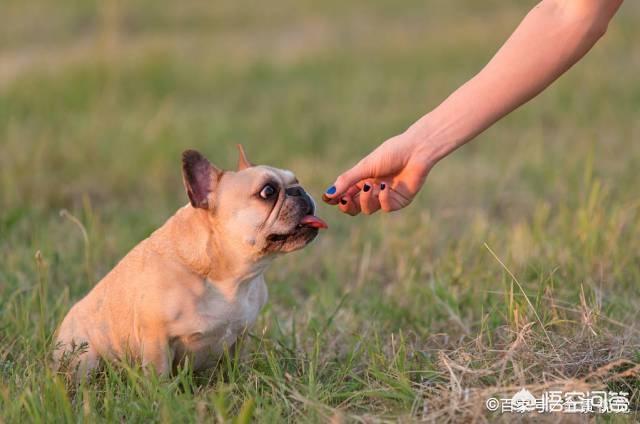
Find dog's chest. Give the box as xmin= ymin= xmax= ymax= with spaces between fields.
xmin=170 ymin=276 xmax=267 ymax=366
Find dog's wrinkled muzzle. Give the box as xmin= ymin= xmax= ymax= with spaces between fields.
xmin=285 ymin=186 xmax=328 ymax=229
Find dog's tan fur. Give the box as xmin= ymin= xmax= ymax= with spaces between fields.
xmin=54 ymin=147 xmax=321 ymax=376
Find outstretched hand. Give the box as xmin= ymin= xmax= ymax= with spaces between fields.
xmin=322 ymin=130 xmax=433 ymax=215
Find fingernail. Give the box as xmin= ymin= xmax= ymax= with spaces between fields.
xmin=325 ymin=185 xmax=336 ymax=195
xmin=363 ymin=184 xmax=371 ymax=192
xmin=340 ymin=198 xmax=347 ymax=205
xmin=380 ymin=183 xmax=386 ymax=190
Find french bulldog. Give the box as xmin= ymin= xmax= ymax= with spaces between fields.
xmin=53 ymin=146 xmax=327 ymax=377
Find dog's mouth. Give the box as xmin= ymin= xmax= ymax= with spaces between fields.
xmin=265 ymin=215 xmax=328 ymax=249
xmin=298 ymin=214 xmax=328 ymax=229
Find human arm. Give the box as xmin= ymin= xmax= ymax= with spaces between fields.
xmin=323 ymin=0 xmax=623 ymax=215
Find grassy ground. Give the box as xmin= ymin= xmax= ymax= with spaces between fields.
xmin=1 ymin=0 xmax=639 ymax=422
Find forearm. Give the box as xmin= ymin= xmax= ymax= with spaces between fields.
xmin=410 ymin=0 xmax=622 ymax=166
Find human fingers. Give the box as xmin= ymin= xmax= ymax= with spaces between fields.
xmin=359 ymin=180 xmax=381 ymax=215
xmin=323 ymin=157 xmax=374 ymax=203
xmin=378 ymin=182 xmax=411 ymax=212
xmin=339 ymin=191 xmax=362 ymax=216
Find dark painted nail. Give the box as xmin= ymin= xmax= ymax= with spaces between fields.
xmin=325 ymin=185 xmax=336 ymax=195
xmin=340 ymin=198 xmax=347 ymax=205
xmin=363 ymin=184 xmax=371 ymax=192
xmin=380 ymin=183 xmax=386 ymax=190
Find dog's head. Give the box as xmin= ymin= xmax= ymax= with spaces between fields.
xmin=181 ymin=146 xmax=327 ymax=258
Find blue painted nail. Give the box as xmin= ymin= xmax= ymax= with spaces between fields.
xmin=380 ymin=183 xmax=386 ymax=190
xmin=325 ymin=186 xmax=336 ymax=195
xmin=363 ymin=184 xmax=371 ymax=192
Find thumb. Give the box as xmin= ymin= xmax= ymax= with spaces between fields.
xmin=323 ymin=160 xmax=372 ymax=202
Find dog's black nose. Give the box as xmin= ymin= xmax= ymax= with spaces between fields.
xmin=285 ymin=186 xmax=304 ymax=197
xmin=302 ymin=193 xmax=315 ymax=215
xmin=286 ymin=186 xmax=315 ymax=215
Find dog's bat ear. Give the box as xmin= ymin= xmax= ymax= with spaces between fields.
xmin=182 ymin=150 xmax=220 ymax=209
xmin=236 ymin=144 xmax=253 ymax=171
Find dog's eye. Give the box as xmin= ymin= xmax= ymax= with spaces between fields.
xmin=259 ymin=184 xmax=277 ymax=199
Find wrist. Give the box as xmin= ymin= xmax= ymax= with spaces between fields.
xmin=404 ymin=113 xmax=454 ymax=169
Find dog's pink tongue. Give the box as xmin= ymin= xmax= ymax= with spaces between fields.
xmin=300 ymin=215 xmax=328 ymax=229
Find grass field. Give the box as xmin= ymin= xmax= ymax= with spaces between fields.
xmin=1 ymin=0 xmax=639 ymax=421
